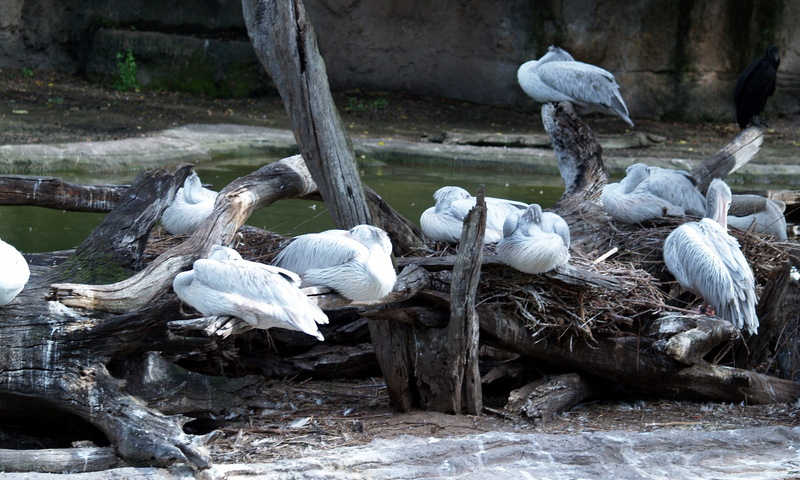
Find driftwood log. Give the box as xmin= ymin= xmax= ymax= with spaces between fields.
xmin=0 ymin=107 xmax=797 ymax=470
xmin=0 ymin=9 xmax=798 ymax=474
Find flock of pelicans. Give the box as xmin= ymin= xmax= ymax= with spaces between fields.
xmin=0 ymin=45 xmax=784 ymax=343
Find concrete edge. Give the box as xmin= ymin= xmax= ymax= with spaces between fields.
xmin=0 ymin=124 xmax=797 ymax=185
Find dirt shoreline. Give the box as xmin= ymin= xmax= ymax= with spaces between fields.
xmin=2 ymin=70 xmax=800 ymax=171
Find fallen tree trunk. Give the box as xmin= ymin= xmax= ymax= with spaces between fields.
xmin=0 ymin=175 xmax=126 ymax=212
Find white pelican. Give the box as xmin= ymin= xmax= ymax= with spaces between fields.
xmin=161 ymin=171 xmax=218 ymax=235
xmin=419 ymin=186 xmax=528 ymax=244
xmin=728 ymin=194 xmax=787 ymax=240
xmin=735 ymin=46 xmax=779 ymax=129
xmin=601 ymin=163 xmax=706 ymax=223
xmin=517 ymin=46 xmax=634 ymax=127
xmin=273 ymin=224 xmax=396 ymax=302
xmin=497 ymin=204 xmax=570 ymax=274
xmin=0 ymin=238 xmax=29 ymax=307
xmin=663 ymin=179 xmax=758 ymax=335
xmin=173 ymin=245 xmax=327 ymax=340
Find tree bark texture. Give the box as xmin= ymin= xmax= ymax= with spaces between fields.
xmin=242 ymin=0 xmax=371 ymax=230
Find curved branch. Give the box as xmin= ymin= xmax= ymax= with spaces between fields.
xmin=49 ymin=155 xmax=316 ymax=313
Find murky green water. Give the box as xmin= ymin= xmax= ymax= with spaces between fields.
xmin=0 ymin=156 xmax=567 ymax=253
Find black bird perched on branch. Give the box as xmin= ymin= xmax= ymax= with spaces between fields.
xmin=734 ymin=46 xmax=780 ymax=129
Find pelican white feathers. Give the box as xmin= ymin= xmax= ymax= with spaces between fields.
xmin=497 ymin=204 xmax=570 ymax=274
xmin=173 ymin=245 xmax=327 ymax=340
xmin=663 ymin=179 xmax=758 ymax=335
xmin=601 ymin=163 xmax=706 ymax=223
xmin=517 ymin=46 xmax=633 ymax=127
xmin=161 ymin=171 xmax=218 ymax=235
xmin=0 ymin=238 xmax=29 ymax=307
xmin=273 ymin=225 xmax=396 ymax=302
xmin=420 ymin=186 xmax=528 ymax=244
xmin=728 ymin=194 xmax=787 ymax=240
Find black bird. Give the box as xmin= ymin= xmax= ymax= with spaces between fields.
xmin=734 ymin=46 xmax=780 ymax=129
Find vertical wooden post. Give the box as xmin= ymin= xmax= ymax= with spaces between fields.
xmin=242 ymin=0 xmax=371 ymax=229
xmin=368 ymin=187 xmax=485 ymax=414
xmin=447 ymin=186 xmax=485 ymax=414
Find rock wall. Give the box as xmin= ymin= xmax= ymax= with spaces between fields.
xmin=1 ymin=0 xmax=798 ymax=122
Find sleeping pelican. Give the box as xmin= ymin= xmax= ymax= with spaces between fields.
xmin=420 ymin=186 xmax=528 ymax=244
xmin=273 ymin=225 xmax=396 ymax=302
xmin=497 ymin=204 xmax=570 ymax=274
xmin=173 ymin=245 xmax=327 ymax=340
xmin=663 ymin=179 xmax=758 ymax=335
xmin=728 ymin=194 xmax=787 ymax=240
xmin=0 ymin=238 xmax=29 ymax=307
xmin=517 ymin=46 xmax=634 ymax=127
xmin=601 ymin=163 xmax=706 ymax=223
xmin=161 ymin=171 xmax=218 ymax=235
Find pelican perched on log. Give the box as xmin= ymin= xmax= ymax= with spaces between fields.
xmin=161 ymin=171 xmax=218 ymax=235
xmin=0 ymin=238 xmax=29 ymax=307
xmin=663 ymin=179 xmax=758 ymax=335
xmin=420 ymin=186 xmax=528 ymax=244
xmin=273 ymin=225 xmax=396 ymax=302
xmin=601 ymin=163 xmax=706 ymax=223
xmin=735 ymin=46 xmax=780 ymax=129
xmin=173 ymin=245 xmax=327 ymax=340
xmin=517 ymin=46 xmax=634 ymax=127
xmin=728 ymin=194 xmax=787 ymax=240
xmin=497 ymin=204 xmax=570 ymax=274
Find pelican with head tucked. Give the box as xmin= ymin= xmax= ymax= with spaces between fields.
xmin=420 ymin=186 xmax=528 ymax=244
xmin=601 ymin=163 xmax=706 ymax=223
xmin=273 ymin=225 xmax=396 ymax=302
xmin=517 ymin=46 xmax=633 ymax=127
xmin=497 ymin=204 xmax=570 ymax=274
xmin=663 ymin=179 xmax=758 ymax=335
xmin=0 ymin=238 xmax=29 ymax=307
xmin=173 ymin=245 xmax=327 ymax=340
xmin=727 ymin=194 xmax=787 ymax=240
xmin=161 ymin=171 xmax=218 ymax=235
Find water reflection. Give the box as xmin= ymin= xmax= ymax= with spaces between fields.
xmin=0 ymin=155 xmax=567 ymax=253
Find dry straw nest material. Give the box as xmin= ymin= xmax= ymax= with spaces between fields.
xmin=477 ymin=252 xmax=668 ymax=343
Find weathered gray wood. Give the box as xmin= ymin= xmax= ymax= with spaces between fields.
xmin=661 ymin=317 xmax=741 ymax=365
xmin=242 ymin=0 xmax=371 ymax=230
xmin=542 ymin=102 xmax=607 ymax=209
xmin=479 ymin=305 xmax=800 ymax=404
xmin=690 ymin=125 xmax=764 ymax=193
xmin=505 ymin=373 xmax=596 ymax=421
xmin=55 ymin=165 xmax=192 ymax=283
xmin=2 ymin=219 xmax=210 ymax=469
xmin=50 ymin=155 xmax=317 ymax=312
xmin=735 ymin=262 xmax=793 ymax=369
xmin=0 ymin=447 xmax=118 ymax=473
xmin=0 ymin=175 xmax=126 ymax=212
xmin=447 ymin=188 xmax=485 ymax=415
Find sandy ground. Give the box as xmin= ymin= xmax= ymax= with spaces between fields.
xmin=2 ymin=69 xmax=800 ymax=476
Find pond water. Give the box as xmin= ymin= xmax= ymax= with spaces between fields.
xmin=0 ymin=156 xmax=567 ymax=253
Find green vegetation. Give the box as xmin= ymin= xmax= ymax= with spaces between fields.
xmin=345 ymin=95 xmax=389 ymax=113
xmin=113 ymin=49 xmax=139 ymax=92
xmin=20 ymin=67 xmax=34 ymax=79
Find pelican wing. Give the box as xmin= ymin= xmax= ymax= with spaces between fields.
xmin=273 ymin=230 xmax=367 ymax=274
xmin=664 ymin=220 xmax=757 ymax=333
xmin=537 ymin=61 xmax=621 ymax=108
xmin=190 ymin=259 xmax=328 ymax=333
xmin=601 ymin=183 xmax=681 ymax=223
xmin=541 ymin=212 xmax=571 ymax=248
xmin=641 ymin=168 xmax=706 ymax=216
